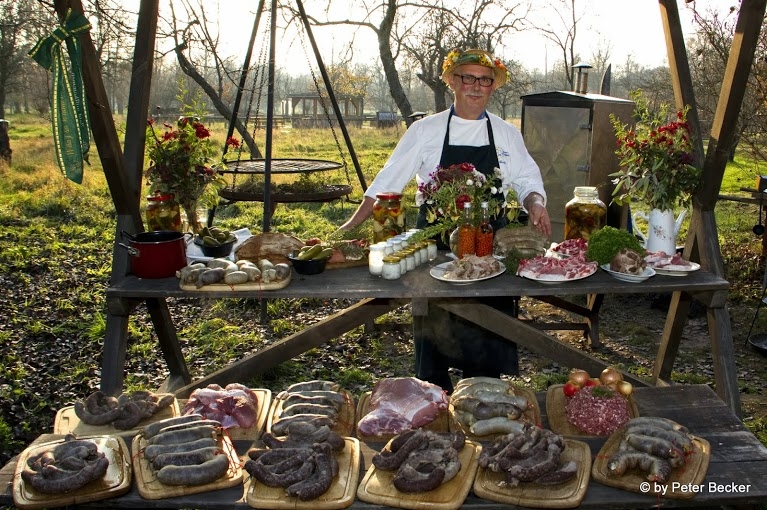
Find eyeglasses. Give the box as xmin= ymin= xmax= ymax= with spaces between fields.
xmin=454 ymin=74 xmax=494 ymax=87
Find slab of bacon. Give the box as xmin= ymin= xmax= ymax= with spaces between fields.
xmin=517 ymin=252 xmax=598 ymax=281
xmin=182 ymin=383 xmax=259 ymax=429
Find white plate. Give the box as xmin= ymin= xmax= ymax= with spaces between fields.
xmin=651 ymin=261 xmax=701 ymax=276
xmin=517 ymin=264 xmax=597 ymax=284
xmin=601 ymin=264 xmax=656 ymax=283
xmin=429 ymin=261 xmax=506 ymax=284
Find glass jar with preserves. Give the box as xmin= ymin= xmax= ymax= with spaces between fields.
xmin=564 ymin=186 xmax=606 ymax=241
xmin=372 ymin=192 xmax=405 ymax=242
xmin=146 ymin=193 xmax=182 ymax=232
xmin=381 ymin=255 xmax=402 ymax=280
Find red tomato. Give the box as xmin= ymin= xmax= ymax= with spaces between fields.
xmin=563 ymin=381 xmax=580 ymax=398
xmin=584 ymin=378 xmax=601 ymax=388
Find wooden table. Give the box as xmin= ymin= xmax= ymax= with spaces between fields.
xmin=2 ymin=385 xmax=766 ymax=509
xmin=104 ymin=257 xmax=738 ymax=414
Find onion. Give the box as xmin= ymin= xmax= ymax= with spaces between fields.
xmin=600 ymin=367 xmax=623 ymax=385
xmin=617 ymin=380 xmax=634 ymax=396
xmin=568 ymin=369 xmax=590 ymax=387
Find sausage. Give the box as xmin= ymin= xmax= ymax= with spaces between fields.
xmin=607 ymin=451 xmax=673 ymax=482
xmin=285 ymin=450 xmax=335 ymax=500
xmin=156 ymin=454 xmax=230 ymax=486
xmin=148 ymin=425 xmax=216 ymax=446
xmin=509 ymin=450 xmax=561 ymax=482
xmin=246 ymin=455 xmax=316 ymax=488
xmin=152 ymin=419 xmax=222 ymax=435
xmin=372 ymin=430 xmax=428 ymax=471
xmin=283 ymin=393 xmax=344 ymax=410
xmin=247 ymin=447 xmax=311 ymax=463
xmin=151 ymin=446 xmax=221 ymax=471
xmin=626 ymin=424 xmax=694 ymax=454
xmin=534 ymin=460 xmax=578 ymax=485
xmin=112 ymin=401 xmax=145 ymax=430
xmin=625 ymin=417 xmax=688 ymax=433
xmin=451 ymin=382 xmax=510 ymax=400
xmin=470 ymin=390 xmax=529 ymax=410
xmin=452 ymin=397 xmax=523 ymax=420
xmin=279 ymin=402 xmax=339 ymax=418
xmin=624 ymin=433 xmax=685 ymax=465
xmin=470 ymin=417 xmax=526 ymax=436
xmin=141 ymin=414 xmax=204 ymax=439
xmin=392 ymin=464 xmax=445 ymax=493
xmin=21 ymin=455 xmax=109 ymax=494
xmin=271 ymin=414 xmax=335 ymax=436
xmin=73 ymin=400 xmax=121 ymax=426
xmin=143 ymin=437 xmax=218 ymax=461
xmin=284 ymin=380 xmax=339 ymax=393
xmin=454 ymin=377 xmax=509 ymax=390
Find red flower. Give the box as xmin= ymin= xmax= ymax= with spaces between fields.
xmin=226 ymin=137 xmax=241 ymax=148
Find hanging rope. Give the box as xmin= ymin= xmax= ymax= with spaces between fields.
xmin=28 ymin=8 xmax=92 ymax=184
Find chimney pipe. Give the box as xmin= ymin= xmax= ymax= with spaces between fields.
xmin=572 ymin=62 xmax=593 ymax=94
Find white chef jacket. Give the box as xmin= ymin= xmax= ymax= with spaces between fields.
xmin=363 ymin=108 xmax=547 ymax=210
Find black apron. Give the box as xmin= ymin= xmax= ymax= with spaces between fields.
xmin=413 ymin=110 xmax=518 ymax=392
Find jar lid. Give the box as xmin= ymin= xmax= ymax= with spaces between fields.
xmin=376 ymin=192 xmax=402 ymax=200
xmin=383 ymin=256 xmax=400 ymax=263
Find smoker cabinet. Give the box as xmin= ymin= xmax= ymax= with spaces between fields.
xmin=521 ymin=91 xmax=635 ymax=242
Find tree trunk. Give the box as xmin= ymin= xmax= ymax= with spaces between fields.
xmin=379 ymin=0 xmax=413 ymax=126
xmin=0 ymin=120 xmax=11 ymax=164
xmin=174 ymin=44 xmax=262 ymax=159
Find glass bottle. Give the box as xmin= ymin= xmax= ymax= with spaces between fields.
xmin=372 ymin=192 xmax=405 ymax=242
xmin=381 ymin=255 xmax=402 ymax=280
xmin=146 ymin=193 xmax=182 ymax=232
xmin=475 ymin=201 xmax=494 ymax=257
xmin=564 ymin=186 xmax=607 ymax=241
xmin=456 ymin=201 xmax=476 ymax=259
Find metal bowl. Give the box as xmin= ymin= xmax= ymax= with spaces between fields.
xmin=748 ymin=333 xmax=767 ymax=356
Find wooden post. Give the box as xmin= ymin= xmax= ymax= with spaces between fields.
xmin=0 ymin=120 xmax=10 ymax=164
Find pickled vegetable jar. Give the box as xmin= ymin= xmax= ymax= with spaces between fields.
xmin=564 ymin=186 xmax=606 ymax=240
xmin=372 ymin=192 xmax=405 ymax=242
xmin=146 ymin=193 xmax=182 ymax=232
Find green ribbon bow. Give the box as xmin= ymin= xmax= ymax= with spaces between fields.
xmin=28 ymin=9 xmax=92 ymax=184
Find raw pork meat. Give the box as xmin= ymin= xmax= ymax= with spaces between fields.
xmin=357 ymin=377 xmax=448 ymax=436
xmin=182 ymin=383 xmax=259 ymax=429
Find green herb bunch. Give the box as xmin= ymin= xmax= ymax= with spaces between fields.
xmin=586 ymin=225 xmax=645 ymax=265
xmin=609 ymin=90 xmax=702 ymax=212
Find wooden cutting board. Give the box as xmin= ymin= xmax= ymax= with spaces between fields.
xmin=356 ymin=438 xmax=481 ymax=510
xmin=13 ymin=435 xmax=132 ymax=510
xmin=266 ymin=389 xmax=355 ymax=438
xmin=327 ymin=258 xmax=367 ymax=270
xmin=53 ymin=394 xmax=180 ymax=436
xmin=177 ymin=388 xmax=271 ymax=441
xmin=591 ymin=425 xmax=710 ymax=499
xmin=245 ymin=436 xmax=360 ymax=509
xmin=472 ymin=439 xmax=591 ymax=509
xmin=546 ymin=384 xmax=640 ymax=437
xmin=131 ymin=433 xmax=242 ymax=500
xmin=355 ymin=391 xmax=450 ymax=444
xmin=448 ymin=386 xmax=542 ymax=442
xmin=179 ymin=272 xmax=291 ymax=291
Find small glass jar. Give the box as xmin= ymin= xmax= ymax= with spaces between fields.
xmin=418 ymin=242 xmax=429 ymax=264
xmin=565 ymin=186 xmax=607 ymax=241
xmin=372 ymin=192 xmax=405 ymax=242
xmin=368 ymin=243 xmax=387 ymax=276
xmin=146 ymin=193 xmax=182 ymax=232
xmin=398 ymin=252 xmax=408 ymax=274
xmin=382 ymin=255 xmax=402 ymax=280
xmin=402 ymin=248 xmax=416 ymax=272
xmin=426 ymin=239 xmax=438 ymax=261
xmin=384 ymin=239 xmax=395 ymax=255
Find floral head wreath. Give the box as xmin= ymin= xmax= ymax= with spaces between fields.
xmin=441 ymin=48 xmax=510 ymax=87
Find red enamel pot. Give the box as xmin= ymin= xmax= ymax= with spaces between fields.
xmin=119 ymin=230 xmax=190 ymax=278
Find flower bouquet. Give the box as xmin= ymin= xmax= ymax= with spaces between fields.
xmin=144 ymin=117 xmax=230 ymax=232
xmin=609 ymin=91 xmax=702 ymax=212
xmin=416 ymin=162 xmax=516 ymax=242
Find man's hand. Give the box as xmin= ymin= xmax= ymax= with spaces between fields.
xmin=524 ymin=193 xmax=551 ymax=237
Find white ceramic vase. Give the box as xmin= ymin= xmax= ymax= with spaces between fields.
xmin=632 ymin=208 xmax=686 ymax=255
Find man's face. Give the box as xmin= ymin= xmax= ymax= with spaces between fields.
xmin=449 ymin=64 xmax=497 ymax=118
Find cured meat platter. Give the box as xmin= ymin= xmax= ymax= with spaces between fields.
xmin=179 ymin=272 xmax=291 ymax=292
xmin=472 ymin=439 xmax=591 ymax=509
xmin=591 ymin=423 xmax=710 ymax=499
xmin=177 ymin=388 xmax=271 ymax=441
xmin=545 ymin=384 xmax=640 ymax=437
xmin=53 ymin=394 xmax=180 ymax=436
xmin=13 ymin=435 xmax=132 ymax=510
xmin=245 ymin=437 xmax=361 ymax=510
xmin=267 ymin=389 xmax=356 ymax=438
xmin=131 ymin=433 xmax=242 ymax=500
xmin=356 ymin=438 xmax=481 ymax=510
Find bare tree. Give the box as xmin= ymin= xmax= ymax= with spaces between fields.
xmin=528 ymin=0 xmax=582 ymax=91
xmin=0 ymin=0 xmax=41 ymax=118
